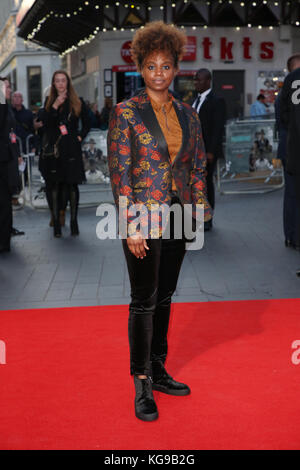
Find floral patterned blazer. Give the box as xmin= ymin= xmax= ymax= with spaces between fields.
xmin=107 ymin=89 xmax=212 ymax=238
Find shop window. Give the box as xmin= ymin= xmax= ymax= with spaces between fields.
xmin=27 ymin=66 xmax=42 ymax=111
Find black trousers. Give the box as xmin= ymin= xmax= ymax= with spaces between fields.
xmin=283 ymin=168 xmax=299 ymax=244
xmin=0 ymin=162 xmax=12 ymax=250
xmin=206 ymin=158 xmax=217 ymax=211
xmin=122 ymin=194 xmax=187 ymax=376
xmin=293 ymin=174 xmax=300 ymax=247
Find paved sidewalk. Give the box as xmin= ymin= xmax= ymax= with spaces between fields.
xmin=1 ymin=187 xmax=300 ymax=310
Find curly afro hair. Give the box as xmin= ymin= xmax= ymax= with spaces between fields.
xmin=131 ymin=21 xmax=187 ymax=71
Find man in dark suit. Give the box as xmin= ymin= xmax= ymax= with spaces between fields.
xmin=192 ymin=68 xmax=226 ymax=230
xmin=280 ymin=53 xmax=300 ymax=274
xmin=276 ymin=54 xmax=300 ymax=250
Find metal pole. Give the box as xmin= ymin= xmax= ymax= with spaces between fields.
xmin=25 ymin=134 xmax=35 ymax=206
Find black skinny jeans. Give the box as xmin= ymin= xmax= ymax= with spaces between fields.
xmin=0 ymin=162 xmax=12 ymax=250
xmin=122 ymin=193 xmax=187 ymax=376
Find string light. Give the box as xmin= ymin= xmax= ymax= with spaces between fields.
xmin=26 ymin=1 xmax=96 ymax=41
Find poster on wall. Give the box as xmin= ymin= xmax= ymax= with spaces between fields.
xmin=256 ymin=70 xmax=286 ymax=114
xmin=226 ymin=120 xmax=276 ymax=174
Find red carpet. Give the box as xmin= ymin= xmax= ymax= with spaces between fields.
xmin=0 ymin=299 xmax=300 ymax=450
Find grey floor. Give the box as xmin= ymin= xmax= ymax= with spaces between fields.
xmin=1 ymin=187 xmax=300 ymax=310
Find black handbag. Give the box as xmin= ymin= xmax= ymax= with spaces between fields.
xmin=42 ymin=133 xmax=62 ymax=159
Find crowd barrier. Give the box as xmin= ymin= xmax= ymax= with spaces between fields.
xmin=216 ymin=117 xmax=284 ymax=194
xmin=19 ymin=129 xmax=113 ymax=210
xmin=17 ymin=120 xmax=284 ymax=210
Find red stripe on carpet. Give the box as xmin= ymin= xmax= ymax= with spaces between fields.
xmin=0 ymin=299 xmax=300 ymax=450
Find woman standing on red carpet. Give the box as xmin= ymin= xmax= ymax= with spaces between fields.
xmin=108 ymin=21 xmax=212 ymax=422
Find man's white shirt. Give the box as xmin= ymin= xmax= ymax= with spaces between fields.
xmin=192 ymin=88 xmax=212 ymax=113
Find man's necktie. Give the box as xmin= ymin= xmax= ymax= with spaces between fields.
xmin=193 ymin=94 xmax=201 ymax=111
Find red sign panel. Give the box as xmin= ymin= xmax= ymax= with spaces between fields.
xmin=120 ymin=37 xmax=197 ymax=65
xmin=121 ymin=41 xmax=134 ymax=64
xmin=112 ymin=65 xmax=137 ymax=73
xmin=182 ymin=36 xmax=197 ymax=61
xmin=177 ymin=70 xmax=196 ymax=77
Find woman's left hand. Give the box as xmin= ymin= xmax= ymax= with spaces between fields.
xmin=77 ymin=136 xmax=82 ymax=142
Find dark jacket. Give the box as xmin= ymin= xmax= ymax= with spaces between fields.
xmin=280 ymin=67 xmax=300 ymax=175
xmin=39 ymin=98 xmax=90 ymax=183
xmin=274 ymin=91 xmax=287 ymax=162
xmin=12 ymin=105 xmax=35 ymax=153
xmin=0 ymin=103 xmax=20 ymax=193
xmin=193 ymin=91 xmax=226 ymax=160
xmin=107 ymin=89 xmax=212 ymax=238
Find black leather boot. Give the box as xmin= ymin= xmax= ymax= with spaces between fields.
xmin=133 ymin=375 xmax=158 ymax=422
xmin=52 ymin=185 xmax=62 ymax=238
xmin=151 ymin=360 xmax=191 ymax=396
xmin=70 ymin=219 xmax=79 ymax=236
xmin=53 ymin=220 xmax=62 ymax=238
xmin=69 ymin=185 xmax=79 ymax=236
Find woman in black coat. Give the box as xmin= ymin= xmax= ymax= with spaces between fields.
xmin=39 ymin=70 xmax=90 ymax=237
xmin=0 ymin=77 xmax=20 ymax=253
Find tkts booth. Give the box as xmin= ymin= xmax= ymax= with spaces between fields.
xmin=17 ymin=0 xmax=300 ymax=118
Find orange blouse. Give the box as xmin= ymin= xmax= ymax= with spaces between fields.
xmin=150 ymin=97 xmax=183 ymax=191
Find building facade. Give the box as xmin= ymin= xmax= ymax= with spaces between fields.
xmin=16 ymin=0 xmax=300 ymax=116
xmin=71 ymin=24 xmax=295 ymax=118
xmin=0 ymin=0 xmax=60 ymax=110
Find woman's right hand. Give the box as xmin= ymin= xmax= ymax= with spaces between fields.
xmin=127 ymin=232 xmax=149 ymax=259
xmin=53 ymin=92 xmax=67 ymax=109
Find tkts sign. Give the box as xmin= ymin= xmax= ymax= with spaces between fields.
xmin=120 ymin=36 xmax=274 ymax=64
xmin=202 ymin=37 xmax=274 ymax=61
